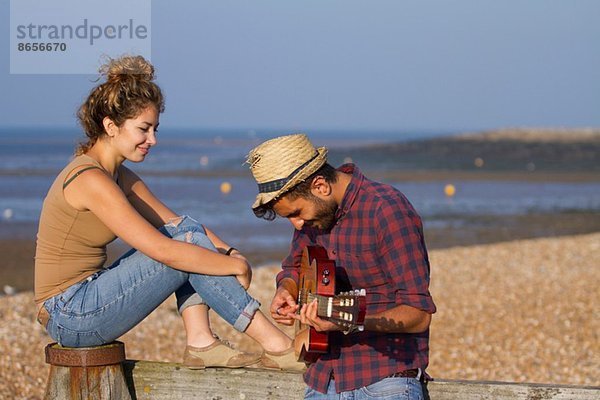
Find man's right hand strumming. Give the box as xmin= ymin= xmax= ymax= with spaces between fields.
xmin=270 ymin=278 xmax=299 ymax=326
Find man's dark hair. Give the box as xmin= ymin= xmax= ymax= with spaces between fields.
xmin=254 ymin=163 xmax=338 ymax=220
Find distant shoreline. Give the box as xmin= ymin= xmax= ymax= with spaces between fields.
xmin=454 ymin=127 xmax=600 ymax=143
xmin=328 ymin=128 xmax=600 ymax=175
xmin=365 ymin=169 xmax=600 ymax=183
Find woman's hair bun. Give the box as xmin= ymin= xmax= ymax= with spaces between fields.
xmin=100 ymin=55 xmax=155 ymax=84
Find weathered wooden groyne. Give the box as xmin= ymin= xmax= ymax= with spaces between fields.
xmin=42 ymin=343 xmax=599 ymax=399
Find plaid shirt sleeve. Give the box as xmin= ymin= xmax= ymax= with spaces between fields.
xmin=375 ymin=196 xmax=436 ymax=313
xmin=276 ymin=228 xmax=313 ymax=287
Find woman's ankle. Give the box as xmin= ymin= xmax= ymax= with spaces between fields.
xmin=261 ymin=336 xmax=293 ymax=353
xmin=186 ymin=332 xmax=218 ymax=348
xmin=244 ymin=311 xmax=293 ymax=352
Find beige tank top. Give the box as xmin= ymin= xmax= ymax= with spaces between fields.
xmin=34 ymin=154 xmax=121 ymax=304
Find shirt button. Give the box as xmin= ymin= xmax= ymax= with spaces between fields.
xmin=332 ymin=250 xmax=336 ymax=255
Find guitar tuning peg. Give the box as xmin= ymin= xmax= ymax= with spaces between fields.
xmin=360 ymin=289 xmax=366 ymax=296
xmin=358 ymin=325 xmax=364 ymax=331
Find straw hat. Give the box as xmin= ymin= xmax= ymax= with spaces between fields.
xmin=247 ymin=134 xmax=328 ymax=210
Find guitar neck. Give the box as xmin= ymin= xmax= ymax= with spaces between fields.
xmin=307 ymin=293 xmax=335 ymax=317
xmin=307 ymin=292 xmax=366 ymax=327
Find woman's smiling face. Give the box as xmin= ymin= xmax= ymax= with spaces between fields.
xmin=112 ymin=106 xmax=160 ymax=163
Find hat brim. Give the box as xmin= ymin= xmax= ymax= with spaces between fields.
xmin=251 ymin=147 xmax=328 ymax=210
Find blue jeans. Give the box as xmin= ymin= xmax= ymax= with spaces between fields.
xmin=304 ymin=377 xmax=424 ymax=400
xmin=43 ymin=216 xmax=260 ymax=347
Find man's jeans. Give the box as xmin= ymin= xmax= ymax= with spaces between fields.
xmin=304 ymin=376 xmax=424 ymax=400
xmin=42 ymin=216 xmax=260 ymax=347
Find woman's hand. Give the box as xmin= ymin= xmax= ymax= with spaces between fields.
xmin=231 ymin=252 xmax=252 ymax=289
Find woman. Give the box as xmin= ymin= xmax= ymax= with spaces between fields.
xmin=34 ymin=55 xmax=301 ymax=370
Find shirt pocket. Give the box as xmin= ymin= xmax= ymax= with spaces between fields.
xmin=339 ymin=249 xmax=387 ymax=289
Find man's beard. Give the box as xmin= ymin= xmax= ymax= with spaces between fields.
xmin=309 ymin=196 xmax=338 ymax=230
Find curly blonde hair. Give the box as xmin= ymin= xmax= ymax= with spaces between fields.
xmin=76 ymin=55 xmax=165 ymax=155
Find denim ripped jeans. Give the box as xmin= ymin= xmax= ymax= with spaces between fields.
xmin=42 ymin=215 xmax=260 ymax=347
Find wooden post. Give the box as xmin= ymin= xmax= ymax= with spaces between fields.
xmin=44 ymin=341 xmax=132 ymax=400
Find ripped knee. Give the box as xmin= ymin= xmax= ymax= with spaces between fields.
xmin=166 ymin=216 xmax=185 ymax=227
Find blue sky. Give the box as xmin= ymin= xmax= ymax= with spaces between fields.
xmin=1 ymin=0 xmax=599 ymax=134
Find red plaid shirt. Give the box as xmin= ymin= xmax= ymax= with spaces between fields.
xmin=277 ymin=164 xmax=436 ymax=393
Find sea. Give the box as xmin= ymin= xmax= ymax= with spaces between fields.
xmin=1 ymin=127 xmax=599 ymax=253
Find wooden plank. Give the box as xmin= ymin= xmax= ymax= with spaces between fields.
xmin=123 ymin=361 xmax=600 ymax=400
xmin=425 ymin=379 xmax=600 ymax=400
xmin=123 ymin=361 xmax=306 ymax=400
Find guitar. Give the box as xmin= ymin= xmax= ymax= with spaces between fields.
xmin=294 ymin=245 xmax=366 ymax=362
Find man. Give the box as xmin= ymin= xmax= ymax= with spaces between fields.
xmin=247 ymin=134 xmax=436 ymax=399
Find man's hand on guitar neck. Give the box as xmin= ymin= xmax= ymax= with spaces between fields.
xmin=270 ymin=278 xmax=300 ymax=326
xmin=294 ymin=299 xmax=342 ymax=332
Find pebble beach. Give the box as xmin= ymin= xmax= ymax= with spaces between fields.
xmin=1 ymin=232 xmax=598 ymax=399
